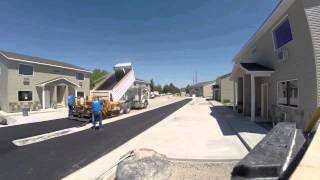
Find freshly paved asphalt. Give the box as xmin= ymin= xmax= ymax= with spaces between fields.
xmin=0 ymin=99 xmax=190 ymax=180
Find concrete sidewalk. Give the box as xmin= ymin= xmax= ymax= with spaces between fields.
xmin=210 ymin=101 xmax=268 ymax=150
xmin=65 ymin=98 xmax=248 ymax=180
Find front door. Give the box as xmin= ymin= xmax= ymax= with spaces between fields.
xmin=261 ymin=83 xmax=268 ymax=120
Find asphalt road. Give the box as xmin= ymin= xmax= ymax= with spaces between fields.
xmin=0 ymin=99 xmax=190 ymax=180
xmin=0 ymin=117 xmax=85 ymax=154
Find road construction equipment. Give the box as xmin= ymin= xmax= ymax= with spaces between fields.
xmin=70 ymin=63 xmax=135 ymax=121
xmin=70 ymin=63 xmax=148 ymax=122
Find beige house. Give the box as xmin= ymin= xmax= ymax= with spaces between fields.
xmin=0 ymin=50 xmax=91 ymax=113
xmin=192 ymin=81 xmax=215 ymax=98
xmin=231 ymin=0 xmax=320 ymax=128
xmin=213 ymin=73 xmax=234 ymax=105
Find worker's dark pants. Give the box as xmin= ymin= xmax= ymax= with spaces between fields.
xmin=68 ymin=105 xmax=73 ymax=117
xmin=92 ymin=111 xmax=102 ymax=128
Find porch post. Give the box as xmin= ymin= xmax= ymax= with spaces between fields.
xmin=233 ymin=80 xmax=236 ymax=110
xmin=75 ymin=88 xmax=78 ymax=97
xmin=42 ymin=86 xmax=45 ymax=110
xmin=250 ymin=75 xmax=255 ymax=121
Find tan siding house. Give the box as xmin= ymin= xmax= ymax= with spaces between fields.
xmin=231 ymin=0 xmax=320 ymax=128
xmin=0 ymin=51 xmax=91 ymax=113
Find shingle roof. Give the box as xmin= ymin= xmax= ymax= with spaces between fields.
xmin=240 ymin=63 xmax=274 ymax=71
xmin=0 ymin=50 xmax=91 ymax=73
xmin=192 ymin=81 xmax=215 ymax=87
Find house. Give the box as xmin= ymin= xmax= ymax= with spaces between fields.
xmin=191 ymin=81 xmax=215 ymax=98
xmin=230 ymin=0 xmax=320 ymax=128
xmin=213 ymin=73 xmax=235 ymax=105
xmin=0 ymin=50 xmax=91 ymax=113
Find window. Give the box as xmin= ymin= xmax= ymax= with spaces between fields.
xmin=277 ymin=80 xmax=298 ymax=107
xmin=18 ymin=91 xmax=32 ymax=101
xmin=273 ymin=18 xmax=293 ymax=49
xmin=76 ymin=73 xmax=84 ymax=80
xmin=19 ymin=64 xmax=33 ymax=76
xmin=251 ymin=47 xmax=257 ymax=56
xmin=77 ymin=91 xmax=84 ymax=97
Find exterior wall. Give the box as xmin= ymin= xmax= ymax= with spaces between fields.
xmin=220 ymin=75 xmax=234 ymax=104
xmin=236 ymin=0 xmax=318 ymax=127
xmin=303 ymin=0 xmax=320 ymax=108
xmin=0 ymin=56 xmax=8 ymax=111
xmin=202 ymin=84 xmax=213 ymax=98
xmin=5 ymin=60 xmax=90 ymax=112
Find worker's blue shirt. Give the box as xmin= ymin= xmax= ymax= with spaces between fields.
xmin=92 ymin=100 xmax=103 ymax=113
xmin=68 ymin=96 xmax=75 ymax=106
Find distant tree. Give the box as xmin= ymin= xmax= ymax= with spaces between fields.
xmin=154 ymin=84 xmax=163 ymax=93
xmin=150 ymin=79 xmax=155 ymax=92
xmin=163 ymin=83 xmax=180 ymax=94
xmin=90 ymin=69 xmax=108 ymax=89
xmin=185 ymin=85 xmax=192 ymax=94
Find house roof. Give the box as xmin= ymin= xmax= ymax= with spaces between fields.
xmin=192 ymin=81 xmax=215 ymax=87
xmin=240 ymin=63 xmax=274 ymax=71
xmin=0 ymin=50 xmax=91 ymax=73
xmin=36 ymin=77 xmax=80 ymax=87
xmin=216 ymin=73 xmax=232 ymax=80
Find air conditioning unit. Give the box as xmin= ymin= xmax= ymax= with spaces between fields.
xmin=276 ymin=48 xmax=289 ymax=61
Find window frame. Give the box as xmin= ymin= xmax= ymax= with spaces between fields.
xmin=75 ymin=72 xmax=84 ymax=81
xmin=77 ymin=91 xmax=85 ymax=98
xmin=18 ymin=64 xmax=34 ymax=76
xmin=277 ymin=79 xmax=299 ymax=108
xmin=271 ymin=16 xmax=294 ymax=50
xmin=18 ymin=91 xmax=33 ymax=102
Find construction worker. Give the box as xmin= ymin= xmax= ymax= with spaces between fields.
xmin=91 ymin=98 xmax=103 ymax=130
xmin=67 ymin=95 xmax=75 ymax=117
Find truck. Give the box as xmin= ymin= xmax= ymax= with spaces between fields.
xmin=70 ymin=63 xmax=148 ymax=121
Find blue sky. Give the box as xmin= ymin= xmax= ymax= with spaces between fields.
xmin=0 ymin=0 xmax=278 ymax=87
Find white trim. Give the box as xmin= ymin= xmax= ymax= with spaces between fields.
xmin=0 ymin=52 xmax=92 ymax=73
xmin=42 ymin=86 xmax=45 ymax=110
xmin=276 ymin=78 xmax=299 ymax=109
xmin=37 ymin=77 xmax=80 ymax=87
xmin=271 ymin=15 xmax=294 ymax=51
xmin=239 ymin=64 xmax=274 ymax=77
xmin=18 ymin=63 xmax=34 ymax=77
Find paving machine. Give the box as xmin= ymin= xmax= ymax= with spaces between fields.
xmin=70 ymin=63 xmax=136 ymax=121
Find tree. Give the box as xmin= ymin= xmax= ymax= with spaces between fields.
xmin=162 ymin=83 xmax=180 ymax=94
xmin=153 ymin=84 xmax=163 ymax=94
xmin=185 ymin=84 xmax=192 ymax=94
xmin=150 ymin=79 xmax=155 ymax=92
xmin=90 ymin=69 xmax=108 ymax=89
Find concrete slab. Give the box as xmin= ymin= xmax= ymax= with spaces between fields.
xmin=210 ymin=101 xmax=268 ymax=150
xmin=64 ymin=98 xmax=248 ymax=180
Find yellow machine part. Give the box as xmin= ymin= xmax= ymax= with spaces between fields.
xmin=74 ymin=96 xmax=121 ymax=118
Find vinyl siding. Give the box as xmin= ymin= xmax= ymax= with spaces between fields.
xmin=303 ymin=0 xmax=320 ymax=106
xmin=220 ymin=76 xmax=234 ymax=104
xmin=0 ymin=56 xmax=8 ymax=111
xmin=234 ymin=0 xmax=318 ymax=127
xmin=5 ymin=61 xmax=90 ymax=112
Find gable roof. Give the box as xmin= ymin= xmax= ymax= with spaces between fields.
xmin=0 ymin=50 xmax=91 ymax=73
xmin=192 ymin=81 xmax=215 ymax=87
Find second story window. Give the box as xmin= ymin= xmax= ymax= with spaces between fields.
xmin=19 ymin=64 xmax=33 ymax=76
xmin=273 ymin=18 xmax=293 ymax=49
xmin=76 ymin=72 xmax=84 ymax=81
